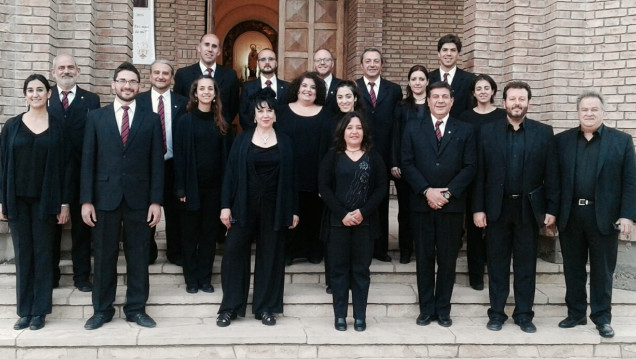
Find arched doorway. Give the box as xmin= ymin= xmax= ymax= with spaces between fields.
xmin=222 ymin=21 xmax=278 ymax=84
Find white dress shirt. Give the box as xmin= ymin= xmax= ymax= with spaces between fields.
xmin=363 ymin=76 xmax=381 ymax=98
xmin=114 ymin=98 xmax=136 ymax=134
xmin=199 ymin=61 xmax=217 ymax=76
xmin=151 ymin=89 xmax=173 ymax=160
xmin=57 ymin=85 xmax=77 ymax=105
xmin=260 ymin=75 xmax=278 ymax=98
xmin=431 ymin=113 xmax=450 ymax=138
xmin=439 ymin=66 xmax=457 ymax=85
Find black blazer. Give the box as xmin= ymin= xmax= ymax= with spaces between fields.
xmin=173 ymin=111 xmax=233 ymax=211
xmin=0 ymin=114 xmax=71 ymax=219
xmin=324 ymin=76 xmax=342 ymax=114
xmin=472 ymin=117 xmax=559 ymax=223
xmin=429 ymin=68 xmax=475 ymax=118
xmin=48 ymin=86 xmax=100 ymax=199
xmin=173 ymin=63 xmax=239 ymax=123
xmin=80 ymin=103 xmax=164 ymax=211
xmin=401 ymin=115 xmax=477 ymax=213
xmin=556 ymin=126 xmax=636 ymax=235
xmin=391 ymin=103 xmax=429 ymax=169
xmin=221 ymin=130 xmax=298 ymax=230
xmin=355 ymin=77 xmax=403 ymax=165
xmin=238 ymin=77 xmax=289 ymax=130
xmin=136 ymin=90 xmax=188 ymax=150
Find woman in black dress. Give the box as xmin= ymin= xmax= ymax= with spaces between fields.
xmin=173 ymin=76 xmax=232 ymax=294
xmin=217 ymin=89 xmax=298 ymax=327
xmin=392 ymin=65 xmax=429 ymax=264
xmin=459 ymin=74 xmax=506 ymax=291
xmin=277 ymin=72 xmax=334 ymax=266
xmin=319 ymin=112 xmax=387 ymax=332
xmin=0 ymin=74 xmax=70 ymax=330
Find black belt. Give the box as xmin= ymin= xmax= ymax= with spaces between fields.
xmin=576 ymin=199 xmax=594 ymax=206
xmin=505 ymin=194 xmax=521 ymax=200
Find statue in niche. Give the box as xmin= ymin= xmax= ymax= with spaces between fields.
xmin=248 ymin=44 xmax=258 ymax=78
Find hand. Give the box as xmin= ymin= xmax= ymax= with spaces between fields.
xmin=544 ymin=214 xmax=557 ymax=236
xmin=147 ymin=203 xmax=162 ymax=227
xmin=617 ymin=218 xmax=633 ymax=236
xmin=220 ymin=208 xmax=232 ymax=229
xmin=0 ymin=204 xmax=7 ymax=221
xmin=391 ymin=167 xmax=401 ymax=179
xmin=342 ymin=211 xmax=361 ymax=226
xmin=425 ymin=187 xmax=449 ymax=210
xmin=179 ymin=197 xmax=186 ymax=202
xmin=82 ymin=203 xmax=97 ymax=227
xmin=289 ymin=215 xmax=299 ymax=229
xmin=473 ymin=212 xmax=487 ymax=228
xmin=57 ymin=205 xmax=70 ymax=224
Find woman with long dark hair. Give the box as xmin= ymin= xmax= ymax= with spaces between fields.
xmin=392 ymin=65 xmax=429 ymax=264
xmin=173 ymin=76 xmax=232 ymax=294
xmin=1 ymin=74 xmax=70 ymax=330
xmin=319 ymin=112 xmax=387 ymax=332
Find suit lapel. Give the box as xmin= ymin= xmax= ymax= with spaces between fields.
xmin=564 ymin=130 xmax=577 ymax=187
xmin=422 ymin=116 xmax=439 ymax=153
xmin=357 ymin=79 xmax=373 ymax=107
xmin=126 ymin=106 xmax=144 ymax=148
xmin=277 ymin=82 xmax=287 ymax=103
xmin=596 ymin=126 xmax=610 ymax=178
xmin=438 ymin=118 xmax=456 ymax=154
xmin=523 ymin=119 xmax=538 ymax=164
xmin=49 ymin=88 xmax=65 ymax=114
xmin=494 ymin=118 xmax=507 ymax=161
xmin=105 ymin=104 xmax=122 ymax=145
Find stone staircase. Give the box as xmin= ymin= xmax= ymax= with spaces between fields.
xmin=0 ymin=200 xmax=634 ymax=358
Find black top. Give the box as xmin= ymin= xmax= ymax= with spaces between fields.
xmin=335 ymin=153 xmax=372 ymax=219
xmin=574 ymin=126 xmax=603 ymax=200
xmin=505 ymin=122 xmax=526 ymax=195
xmin=192 ymin=109 xmax=225 ymax=190
xmin=247 ymin=143 xmax=280 ymax=200
xmin=14 ymin=123 xmax=50 ymax=198
xmin=392 ymin=103 xmax=428 ymax=168
xmin=277 ymin=105 xmax=335 ymax=192
xmin=458 ymin=107 xmax=507 ymax=131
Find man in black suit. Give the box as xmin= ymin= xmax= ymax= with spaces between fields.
xmin=173 ymin=33 xmax=239 ymax=124
xmin=401 ymin=81 xmax=476 ymax=327
xmin=81 ymin=62 xmax=164 ymax=330
xmin=313 ymin=48 xmax=341 ymax=114
xmin=555 ymin=91 xmax=636 ymax=338
xmin=137 ymin=59 xmax=188 ymax=265
xmin=49 ymin=53 xmax=101 ymax=292
xmin=356 ymin=48 xmax=403 ymax=262
xmin=428 ymin=34 xmax=475 ymax=118
xmin=473 ymin=81 xmax=559 ymax=333
xmin=238 ymin=48 xmax=289 ymax=130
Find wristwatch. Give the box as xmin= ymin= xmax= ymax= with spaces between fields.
xmin=442 ymin=191 xmax=451 ymax=200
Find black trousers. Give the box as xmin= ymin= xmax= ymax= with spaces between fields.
xmin=287 ymin=191 xmax=323 ymax=261
xmin=92 ymin=200 xmax=150 ymax=318
xmin=411 ymin=210 xmax=463 ymax=317
xmin=149 ymin=158 xmax=180 ymax=264
xmin=560 ymin=205 xmax=618 ymax=325
xmin=9 ymin=197 xmax=56 ymax=317
xmin=178 ymin=187 xmax=221 ymax=287
xmin=328 ymin=225 xmax=374 ymax=320
xmin=374 ymin=181 xmax=390 ymax=258
xmin=53 ymin=198 xmax=92 ymax=286
xmin=465 ymin=195 xmax=486 ymax=286
xmin=485 ymin=198 xmax=537 ymax=322
xmin=219 ymin=194 xmax=285 ymax=316
xmin=394 ymin=178 xmax=413 ymax=258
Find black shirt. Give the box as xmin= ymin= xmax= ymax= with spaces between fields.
xmin=247 ymin=143 xmax=280 ymax=200
xmin=192 ymin=109 xmax=224 ymax=189
xmin=14 ymin=122 xmax=50 ymax=198
xmin=573 ymin=125 xmax=603 ymax=200
xmin=505 ymin=121 xmax=525 ymax=195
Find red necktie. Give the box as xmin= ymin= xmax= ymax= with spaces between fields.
xmin=61 ymin=91 xmax=70 ymax=110
xmin=206 ymin=68 xmax=213 ymax=77
xmin=369 ymin=82 xmax=377 ymax=108
xmin=158 ymin=95 xmax=167 ymax=154
xmin=121 ymin=105 xmax=130 ymax=146
xmin=443 ymin=73 xmax=449 ymax=84
xmin=435 ymin=120 xmax=443 ymax=145
xmin=265 ymin=80 xmax=272 ymax=88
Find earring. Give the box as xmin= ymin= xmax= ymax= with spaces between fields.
xmin=254 ymin=118 xmax=257 ymax=123
xmin=213 ymin=98 xmax=216 ymax=103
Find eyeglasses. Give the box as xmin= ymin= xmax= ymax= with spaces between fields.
xmin=314 ymin=58 xmax=333 ymax=64
xmin=115 ymin=79 xmax=139 ymax=86
xmin=258 ymin=57 xmax=276 ymax=62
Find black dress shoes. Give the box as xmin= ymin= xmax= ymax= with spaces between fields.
xmin=486 ymin=319 xmax=503 ymax=331
xmin=399 ymin=255 xmax=411 ymax=264
xmin=186 ymin=285 xmax=198 ymax=294
xmin=416 ymin=314 xmax=432 ymax=326
xmin=75 ymin=282 xmax=93 ymax=292
xmin=256 ymin=312 xmax=276 ymax=326
xmin=29 ymin=315 xmax=45 ymax=330
xmin=515 ymin=319 xmax=536 ymax=333
xmin=326 ymin=286 xmax=332 ymax=294
xmin=84 ymin=314 xmax=112 ymax=330
xmin=374 ymin=253 xmax=392 ymax=262
xmin=470 ymin=283 xmax=484 ymax=291
xmin=126 ymin=313 xmax=156 ymax=328
xmin=437 ymin=315 xmax=452 ymax=327
xmin=334 ymin=317 xmax=347 ymax=331
xmin=308 ymin=257 xmax=322 ymax=264
xmin=199 ymin=284 xmax=215 ymax=293
xmin=13 ymin=316 xmax=31 ymax=330
xmin=596 ymin=323 xmax=615 ymax=338
xmin=354 ymin=319 xmax=366 ymax=332
xmin=216 ymin=311 xmax=237 ymax=327
xmin=558 ymin=316 xmax=587 ymax=328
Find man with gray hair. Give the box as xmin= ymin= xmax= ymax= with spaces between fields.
xmin=555 ymin=91 xmax=636 ymax=338
xmin=137 ymin=59 xmax=188 ymax=265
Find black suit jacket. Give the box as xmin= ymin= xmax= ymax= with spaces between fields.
xmin=238 ymin=77 xmax=289 ymax=130
xmin=136 ymin=90 xmax=188 ymax=153
xmin=80 ymin=103 xmax=164 ymax=211
xmin=48 ymin=86 xmax=100 ymax=200
xmin=355 ymin=77 xmax=403 ymax=165
xmin=401 ymin=115 xmax=477 ymax=213
xmin=429 ymin=68 xmax=475 ymax=118
xmin=556 ymin=126 xmax=636 ymax=235
xmin=472 ymin=117 xmax=559 ymax=223
xmin=324 ymin=76 xmax=342 ymax=114
xmin=173 ymin=63 xmax=239 ymax=123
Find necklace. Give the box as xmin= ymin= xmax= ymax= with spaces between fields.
xmin=345 ymin=148 xmax=361 ymax=153
xmin=257 ymin=129 xmax=273 ymax=145
xmin=414 ymin=96 xmax=426 ymax=104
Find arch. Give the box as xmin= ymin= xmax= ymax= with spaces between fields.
xmin=222 ymin=21 xmax=278 ymax=70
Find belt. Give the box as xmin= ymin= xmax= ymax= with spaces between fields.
xmin=505 ymin=194 xmax=521 ymax=200
xmin=576 ymin=199 xmax=594 ymax=206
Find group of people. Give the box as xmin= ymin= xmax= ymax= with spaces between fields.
xmin=0 ymin=33 xmax=634 ymax=339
